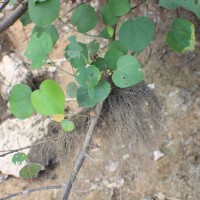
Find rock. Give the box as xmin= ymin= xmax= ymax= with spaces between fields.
xmin=0 ymin=115 xmax=50 ymax=177
xmin=153 ymin=150 xmax=165 ymax=161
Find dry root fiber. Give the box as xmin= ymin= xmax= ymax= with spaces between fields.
xmin=104 ymin=80 xmax=162 ymax=150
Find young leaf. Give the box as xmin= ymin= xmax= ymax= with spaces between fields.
xmin=87 ymin=40 xmax=99 ymax=56
xmin=100 ymin=3 xmax=119 ymax=26
xmin=66 ymin=82 xmax=78 ymax=98
xmin=65 ymin=42 xmax=88 ymax=69
xmin=119 ymin=16 xmax=155 ymax=53
xmin=24 ymin=32 xmax=53 ymax=68
xmin=12 ymin=153 xmax=28 ymax=165
xmin=9 ymin=84 xmax=34 ymax=119
xmin=101 ymin=26 xmax=114 ymax=39
xmin=70 ymin=4 xmax=98 ymax=33
xmin=108 ymin=0 xmax=130 ymax=16
xmin=159 ymin=0 xmax=180 ymax=9
xmin=109 ymin=40 xmax=128 ymax=54
xmin=104 ymin=49 xmax=124 ymax=71
xmin=19 ymin=163 xmax=44 ymax=179
xmin=75 ymin=65 xmax=101 ymax=88
xmin=31 ymin=80 xmax=65 ymax=115
xmin=76 ymin=87 xmax=97 ymax=108
xmin=61 ymin=119 xmax=75 ymax=132
xmin=112 ymin=55 xmax=144 ymax=88
xmin=52 ymin=114 xmax=65 ymax=122
xmin=32 ymin=25 xmax=59 ymax=45
xmin=88 ymin=80 xmax=111 ymax=102
xmin=28 ymin=0 xmax=60 ymax=27
xmin=20 ymin=11 xmax=32 ymax=26
xmin=166 ymin=18 xmax=195 ymax=53
xmin=91 ymin=57 xmax=107 ymax=71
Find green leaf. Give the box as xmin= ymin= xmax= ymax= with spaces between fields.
xmin=104 ymin=49 xmax=124 ymax=71
xmin=101 ymin=26 xmax=114 ymax=39
xmin=28 ymin=0 xmax=60 ymax=27
xmin=109 ymin=40 xmax=128 ymax=54
xmin=20 ymin=11 xmax=32 ymax=26
xmin=88 ymin=80 xmax=111 ymax=102
xmin=32 ymin=25 xmax=59 ymax=45
xmin=119 ymin=16 xmax=155 ymax=53
xmin=100 ymin=3 xmax=119 ymax=25
xmin=31 ymin=80 xmax=65 ymax=115
xmin=159 ymin=0 xmax=180 ymax=9
xmin=172 ymin=0 xmax=200 ymax=19
xmin=65 ymin=42 xmax=88 ymax=69
xmin=24 ymin=32 xmax=53 ymax=68
xmin=76 ymin=87 xmax=97 ymax=108
xmin=9 ymin=84 xmax=34 ymax=119
xmin=19 ymin=163 xmax=44 ymax=179
xmin=87 ymin=40 xmax=99 ymax=56
xmin=12 ymin=153 xmax=28 ymax=165
xmin=75 ymin=65 xmax=101 ymax=88
xmin=91 ymin=57 xmax=107 ymax=71
xmin=108 ymin=0 xmax=130 ymax=16
xmin=70 ymin=4 xmax=98 ymax=33
xmin=61 ymin=119 xmax=75 ymax=132
xmin=112 ymin=55 xmax=144 ymax=88
xmin=66 ymin=82 xmax=77 ymax=98
xmin=166 ymin=18 xmax=195 ymax=53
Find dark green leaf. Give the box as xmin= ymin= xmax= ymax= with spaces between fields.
xmin=108 ymin=0 xmax=130 ymax=16
xmin=9 ymin=84 xmax=34 ymax=119
xmin=20 ymin=11 xmax=32 ymax=26
xmin=24 ymin=32 xmax=53 ymax=68
xmin=166 ymin=18 xmax=195 ymax=53
xmin=87 ymin=40 xmax=99 ymax=56
xmin=76 ymin=87 xmax=97 ymax=108
xmin=109 ymin=40 xmax=128 ymax=54
xmin=88 ymin=80 xmax=111 ymax=102
xmin=119 ymin=16 xmax=155 ymax=53
xmin=28 ymin=0 xmax=60 ymax=27
xmin=101 ymin=26 xmax=114 ymax=39
xmin=75 ymin=65 xmax=101 ymax=88
xmin=91 ymin=57 xmax=107 ymax=71
xmin=31 ymin=80 xmax=65 ymax=115
xmin=12 ymin=153 xmax=28 ymax=165
xmin=70 ymin=4 xmax=98 ymax=33
xmin=61 ymin=119 xmax=75 ymax=132
xmin=100 ymin=3 xmax=119 ymax=25
xmin=104 ymin=49 xmax=124 ymax=70
xmin=66 ymin=82 xmax=77 ymax=98
xmin=112 ymin=55 xmax=144 ymax=88
xmin=159 ymin=0 xmax=180 ymax=9
xmin=19 ymin=163 xmax=44 ymax=179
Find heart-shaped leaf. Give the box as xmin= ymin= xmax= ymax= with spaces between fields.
xmin=24 ymin=32 xmax=53 ymax=68
xmin=88 ymin=80 xmax=111 ymax=102
xmin=76 ymin=87 xmax=97 ymax=108
xmin=70 ymin=4 xmax=98 ymax=33
xmin=9 ymin=84 xmax=34 ymax=119
xmin=108 ymin=0 xmax=130 ymax=16
xmin=28 ymin=0 xmax=60 ymax=27
xmin=31 ymin=80 xmax=65 ymax=115
xmin=119 ymin=16 xmax=155 ymax=53
xmin=19 ymin=163 xmax=44 ymax=179
xmin=61 ymin=119 xmax=75 ymax=132
xmin=112 ymin=55 xmax=144 ymax=88
xmin=166 ymin=18 xmax=195 ymax=53
xmin=12 ymin=153 xmax=28 ymax=165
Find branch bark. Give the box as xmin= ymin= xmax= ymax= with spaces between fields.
xmin=0 ymin=185 xmax=63 ymax=200
xmin=61 ymin=102 xmax=103 ymax=200
xmin=0 ymin=0 xmax=28 ymax=33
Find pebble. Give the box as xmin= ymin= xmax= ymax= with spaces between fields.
xmin=153 ymin=150 xmax=165 ymax=161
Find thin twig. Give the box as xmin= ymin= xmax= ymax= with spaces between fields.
xmin=0 ymin=185 xmax=63 ymax=200
xmin=62 ymin=102 xmax=103 ymax=200
xmin=0 ymin=0 xmax=28 ymax=33
xmin=131 ymin=0 xmax=146 ymax=10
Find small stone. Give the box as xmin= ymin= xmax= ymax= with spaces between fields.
xmin=153 ymin=150 xmax=165 ymax=161
xmin=156 ymin=192 xmax=166 ymax=200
